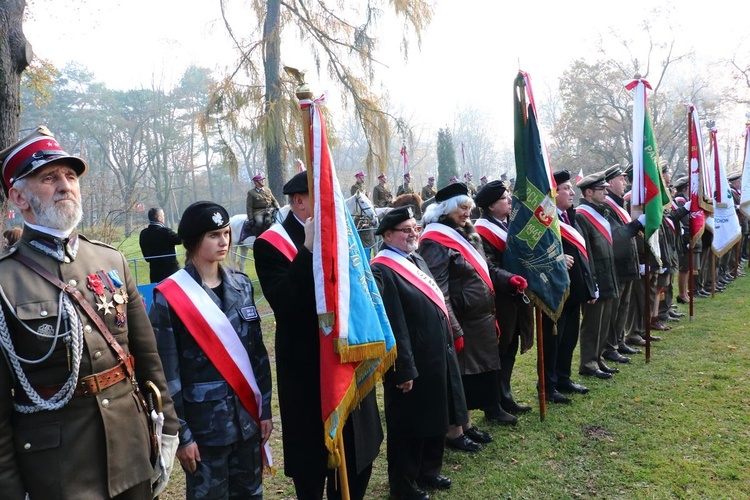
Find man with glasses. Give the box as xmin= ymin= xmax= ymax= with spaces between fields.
xmin=371 ymin=205 xmax=463 ymax=500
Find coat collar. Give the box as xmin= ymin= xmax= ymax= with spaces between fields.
xmin=184 ymin=263 xmax=243 ymax=312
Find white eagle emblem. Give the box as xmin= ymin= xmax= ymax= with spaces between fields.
xmin=212 ymin=212 xmax=224 ymax=226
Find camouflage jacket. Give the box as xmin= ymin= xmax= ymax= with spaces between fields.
xmin=150 ymin=264 xmax=272 ymax=448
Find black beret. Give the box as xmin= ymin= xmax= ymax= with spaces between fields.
xmin=283 ymin=171 xmax=309 ymax=195
xmin=435 ymin=182 xmax=469 ymax=202
xmin=375 ymin=205 xmax=416 ymax=235
xmin=727 ymin=171 xmax=742 ymax=182
xmin=553 ymin=170 xmax=571 ymax=185
xmin=577 ymin=171 xmax=609 ymax=191
xmin=178 ymin=201 xmax=230 ymax=241
xmin=474 ymin=180 xmax=507 ymax=208
xmin=604 ymin=163 xmax=623 ymax=181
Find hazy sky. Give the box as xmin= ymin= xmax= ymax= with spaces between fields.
xmin=23 ymin=0 xmax=750 ymax=147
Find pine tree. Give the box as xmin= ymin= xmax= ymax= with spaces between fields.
xmin=437 ymin=128 xmax=458 ymax=189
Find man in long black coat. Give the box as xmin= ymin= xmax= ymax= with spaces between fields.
xmin=139 ymin=206 xmax=182 ymax=283
xmin=253 ymin=172 xmax=382 ymax=500
xmin=371 ymin=206 xmax=460 ymax=500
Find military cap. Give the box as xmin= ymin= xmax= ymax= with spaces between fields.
xmin=474 ymin=180 xmax=508 ymax=208
xmin=727 ymin=171 xmax=742 ymax=182
xmin=464 ymin=172 xmax=473 ymax=179
xmin=435 ymin=182 xmax=469 ymax=202
xmin=0 ymin=125 xmax=87 ymax=193
xmin=283 ymin=171 xmax=309 ymax=194
xmin=428 ymin=175 xmax=435 ymax=181
xmin=403 ymin=172 xmax=411 ymax=179
xmin=577 ymin=171 xmax=609 ymax=191
xmin=553 ymin=169 xmax=571 ymax=185
xmin=501 ymin=173 xmax=508 ymax=180
xmin=480 ymin=175 xmax=488 ymax=182
xmin=672 ymin=176 xmax=689 ymax=188
xmin=378 ymin=173 xmax=387 ymax=180
xmin=252 ymin=173 xmax=265 ymax=182
xmin=623 ymin=163 xmax=633 ymax=182
xmin=449 ymin=176 xmax=458 ymax=184
xmin=178 ymin=201 xmax=230 ymax=241
xmin=604 ymin=163 xmax=624 ymax=181
xmin=355 ymin=171 xmax=365 ymax=178
xmin=375 ymin=205 xmax=416 ymax=235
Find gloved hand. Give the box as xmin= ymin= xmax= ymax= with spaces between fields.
xmin=509 ymin=275 xmax=528 ymax=293
xmin=637 ymin=213 xmax=646 ymax=227
xmin=454 ymin=336 xmax=464 ymax=354
xmin=683 ymin=199 xmax=692 ymax=211
xmin=639 ymin=264 xmax=645 ymax=276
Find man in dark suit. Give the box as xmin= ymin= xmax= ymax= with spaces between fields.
xmin=254 ymin=172 xmax=382 ymax=500
xmin=371 ymin=206 xmax=457 ymax=500
xmin=0 ymin=126 xmax=179 ymax=498
xmin=139 ymin=207 xmax=181 ymax=283
xmin=542 ymin=170 xmax=597 ymax=400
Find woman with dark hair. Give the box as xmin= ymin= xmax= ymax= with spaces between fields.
xmin=149 ymin=201 xmax=272 ymax=499
xmin=419 ymin=183 xmax=525 ymax=452
xmin=2 ymin=226 xmax=22 ymax=249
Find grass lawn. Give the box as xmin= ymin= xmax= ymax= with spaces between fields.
xmin=122 ymin=235 xmax=750 ymax=498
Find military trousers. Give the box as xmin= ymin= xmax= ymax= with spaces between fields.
xmin=604 ymin=280 xmax=633 ymax=356
xmin=579 ymin=298 xmax=614 ymax=373
xmin=626 ymin=276 xmax=646 ymax=342
xmin=184 ymin=435 xmax=262 ymax=500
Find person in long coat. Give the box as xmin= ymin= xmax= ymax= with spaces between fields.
xmin=474 ymin=181 xmax=533 ymax=423
xmin=418 ymin=183 xmax=514 ymax=452
xmin=150 ymin=201 xmax=273 ymax=499
xmin=253 ymin=172 xmax=382 ymax=500
xmin=371 ymin=206 xmax=464 ymax=500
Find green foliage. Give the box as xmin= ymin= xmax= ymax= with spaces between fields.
xmin=436 ymin=127 xmax=457 ymax=189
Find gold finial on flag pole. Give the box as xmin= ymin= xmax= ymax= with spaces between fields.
xmin=286 ymin=66 xmax=315 ymax=207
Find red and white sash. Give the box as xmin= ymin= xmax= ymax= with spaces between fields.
xmin=664 ymin=216 xmax=676 ymax=234
xmin=420 ymin=224 xmax=494 ymax=293
xmin=257 ymin=223 xmax=297 ymax=262
xmin=371 ymin=249 xmax=450 ymax=325
xmin=604 ymin=195 xmax=631 ymax=224
xmin=156 ymin=269 xmax=272 ymax=466
xmin=559 ymin=220 xmax=589 ymax=262
xmin=576 ymin=204 xmax=612 ymax=245
xmin=474 ymin=218 xmax=507 ymax=252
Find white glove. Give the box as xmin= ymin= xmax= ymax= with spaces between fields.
xmin=660 ymin=267 xmax=667 ymax=274
xmin=637 ymin=213 xmax=646 ymax=227
xmin=639 ymin=264 xmax=645 ymax=276
xmin=152 ymin=433 xmax=179 ymax=498
xmin=683 ymin=200 xmax=692 ymax=211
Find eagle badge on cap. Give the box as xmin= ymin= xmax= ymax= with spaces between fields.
xmin=407 ymin=206 xmax=414 ymax=218
xmin=212 ymin=212 xmax=224 ymax=226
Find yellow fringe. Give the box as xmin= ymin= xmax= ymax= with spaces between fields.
xmin=336 ymin=339 xmax=386 ymax=362
xmin=527 ymin=287 xmax=570 ymax=323
xmin=318 ymin=312 xmax=335 ymax=331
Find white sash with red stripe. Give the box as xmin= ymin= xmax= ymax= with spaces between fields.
xmin=664 ymin=216 xmax=676 ymax=234
xmin=257 ymin=223 xmax=298 ymax=262
xmin=559 ymin=220 xmax=589 ymax=262
xmin=371 ymin=249 xmax=450 ymax=324
xmin=576 ymin=204 xmax=613 ymax=245
xmin=604 ymin=195 xmax=632 ymax=224
xmin=474 ymin=218 xmax=507 ymax=253
xmin=157 ymin=269 xmax=272 ymax=466
xmin=420 ymin=224 xmax=494 ymax=292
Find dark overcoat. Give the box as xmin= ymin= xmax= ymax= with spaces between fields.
xmin=418 ymin=220 xmax=500 ymax=375
xmin=139 ymin=223 xmax=181 ymax=283
xmin=253 ymin=212 xmax=382 ymax=479
xmin=372 ymin=249 xmax=457 ymax=437
xmin=561 ymin=207 xmax=597 ymax=305
xmin=0 ymin=227 xmax=178 ymax=499
xmin=605 ymin=192 xmax=642 ymax=283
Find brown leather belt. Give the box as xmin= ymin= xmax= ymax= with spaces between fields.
xmin=15 ymin=355 xmax=134 ymax=404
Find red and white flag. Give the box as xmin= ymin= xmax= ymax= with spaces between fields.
xmin=575 ymin=168 xmax=584 ymax=185
xmin=708 ymin=126 xmax=742 ymax=256
xmin=686 ymin=104 xmax=709 ymax=247
xmin=740 ymin=121 xmax=750 ymax=218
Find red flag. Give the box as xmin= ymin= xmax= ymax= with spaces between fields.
xmin=686 ymin=104 xmax=707 ymax=247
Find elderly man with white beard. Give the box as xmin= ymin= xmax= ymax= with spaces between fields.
xmin=0 ymin=126 xmax=179 ymax=499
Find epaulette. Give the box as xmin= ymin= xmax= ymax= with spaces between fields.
xmin=77 ymin=233 xmax=117 ymax=251
xmin=0 ymin=245 xmax=17 ymax=262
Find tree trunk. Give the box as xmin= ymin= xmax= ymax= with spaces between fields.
xmin=0 ymin=0 xmax=31 ymax=151
xmin=263 ymin=0 xmax=283 ymax=201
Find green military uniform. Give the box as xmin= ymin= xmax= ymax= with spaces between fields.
xmin=0 ymin=227 xmax=179 ymax=498
xmin=246 ymin=186 xmax=279 ymax=218
xmin=351 ymin=181 xmax=366 ymax=196
xmin=396 ymin=183 xmax=415 ymax=196
xmin=421 ymin=184 xmax=437 ymax=201
xmin=373 ymin=183 xmax=393 ymax=208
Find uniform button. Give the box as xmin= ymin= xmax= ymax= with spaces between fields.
xmin=40 ymin=311 xmax=48 ymax=317
xmin=68 ymin=279 xmax=77 ymax=287
xmin=101 ymin=399 xmax=110 ymax=408
xmin=93 ymin=351 xmax=102 ymax=360
xmin=84 ymin=325 xmax=92 ymax=334
xmin=63 ymin=257 xmax=71 ymax=263
xmin=23 ymin=443 xmax=31 ymax=450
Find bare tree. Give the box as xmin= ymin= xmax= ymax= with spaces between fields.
xmin=0 ymin=0 xmax=31 ymax=155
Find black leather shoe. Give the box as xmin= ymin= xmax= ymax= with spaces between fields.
xmin=619 ymin=344 xmax=641 ymax=355
xmin=390 ymin=489 xmax=430 ymax=500
xmin=416 ymin=475 xmax=451 ymax=490
xmin=579 ymin=368 xmax=612 ymax=379
xmin=557 ymin=380 xmax=590 ymax=394
xmin=485 ymin=409 xmax=518 ymax=426
xmin=603 ymin=352 xmax=631 ymax=363
xmin=676 ymin=296 xmax=690 ymax=304
xmin=502 ymin=400 xmax=532 ymax=414
xmin=464 ymin=426 xmax=493 ymax=443
xmin=598 ymin=363 xmax=619 ymax=374
xmin=445 ymin=434 xmax=481 ymax=452
xmin=669 ymin=311 xmax=686 ymax=318
xmin=626 ymin=335 xmax=647 ymax=346
xmin=546 ymin=390 xmax=572 ymax=404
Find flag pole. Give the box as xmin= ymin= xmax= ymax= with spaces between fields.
xmin=336 ymin=432 xmax=351 ymax=500
xmin=535 ymin=306 xmax=547 ymax=422
xmin=687 ymin=108 xmax=695 ymax=320
xmin=644 ymin=243 xmax=651 ymax=363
